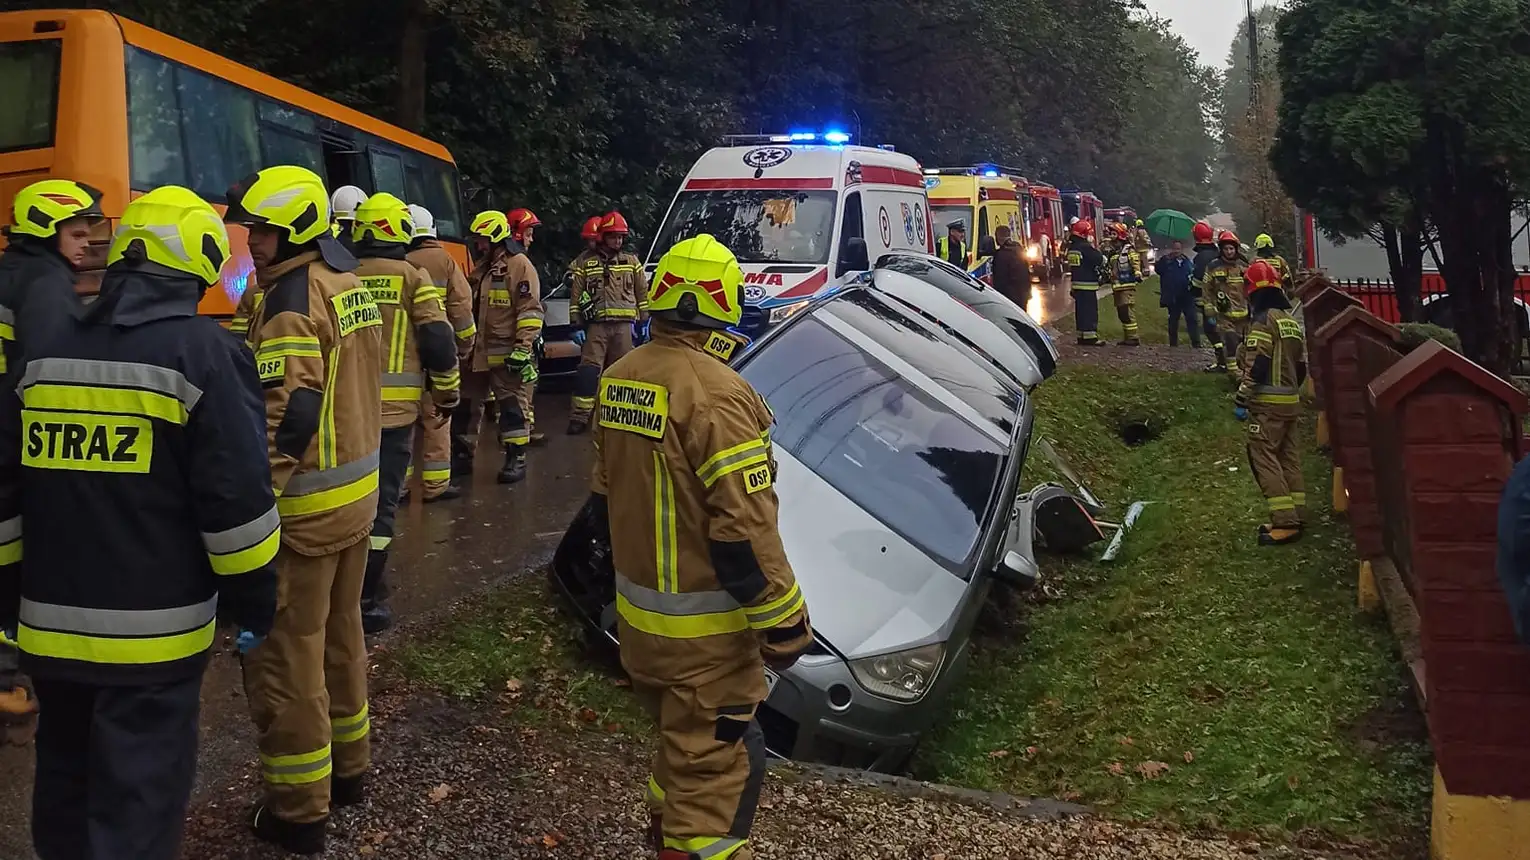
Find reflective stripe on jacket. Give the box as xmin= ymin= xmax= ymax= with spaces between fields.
xmin=474 ymin=244 xmax=542 ymax=370
xmin=355 ymin=247 xmax=458 ymax=428
xmin=0 ymin=269 xmax=279 ymax=684
xmin=1237 ymin=309 xmax=1306 ymax=410
xmin=592 ymin=321 xmax=812 ymax=687
xmin=249 ymin=250 xmax=383 ymax=555
xmin=570 ymin=250 xmax=649 ymax=326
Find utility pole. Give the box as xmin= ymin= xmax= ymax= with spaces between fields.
xmin=1245 ymin=0 xmax=1271 ymax=234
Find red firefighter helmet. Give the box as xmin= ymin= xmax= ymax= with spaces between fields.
xmin=1244 ymin=259 xmax=1282 ymax=295
xmin=599 ymin=211 xmax=630 ymax=236
xmin=506 ymin=208 xmax=541 ymax=242
xmin=1217 ymin=230 xmax=1240 ymax=247
xmin=1110 ymin=222 xmax=1130 ymax=241
xmin=1192 ymin=221 xmax=1215 ymax=244
xmin=581 ymin=216 xmax=602 ymax=242
xmin=1070 ymin=219 xmax=1095 ymax=239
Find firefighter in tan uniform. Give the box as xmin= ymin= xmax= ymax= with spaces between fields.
xmin=404 ymin=203 xmax=476 ymax=502
xmin=349 ymin=193 xmax=459 ymax=634
xmin=471 ymin=207 xmax=543 ymax=484
xmin=224 ymin=166 xmax=383 ymax=856
xmin=1108 ymin=222 xmax=1142 ymax=346
xmin=1234 ymin=259 xmax=1308 ymax=547
xmin=1206 ymin=231 xmax=1251 ymax=382
xmin=569 ymin=211 xmax=650 ymax=433
xmin=591 ymin=235 xmax=812 ymax=860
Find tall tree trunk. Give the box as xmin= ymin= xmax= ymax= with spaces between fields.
xmin=1381 ymin=222 xmax=1424 ymax=323
xmin=397 ymin=0 xmax=429 ymax=133
xmin=1435 ymin=163 xmax=1517 ymax=376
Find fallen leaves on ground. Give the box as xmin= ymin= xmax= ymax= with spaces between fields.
xmin=428 ymin=783 xmax=452 ymax=803
xmin=1137 ymin=762 xmax=1171 ymax=780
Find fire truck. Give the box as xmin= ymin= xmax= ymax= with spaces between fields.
xmin=1061 ymin=190 xmax=1106 ymax=241
xmin=1022 ymin=180 xmax=1065 ymax=278
xmin=1104 ymin=206 xmax=1138 ymax=227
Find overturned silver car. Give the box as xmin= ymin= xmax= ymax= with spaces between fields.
xmin=552 ymin=264 xmax=1097 ymax=771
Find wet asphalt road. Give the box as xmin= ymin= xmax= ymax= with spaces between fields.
xmin=0 ymin=392 xmax=595 ymax=858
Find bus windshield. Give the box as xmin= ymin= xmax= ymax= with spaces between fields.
xmin=0 ymin=40 xmax=60 ymax=152
xmin=652 ymin=190 xmax=837 ymax=265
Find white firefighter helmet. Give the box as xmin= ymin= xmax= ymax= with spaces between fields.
xmin=408 ymin=204 xmax=436 ymax=239
xmin=330 ymin=185 xmax=368 ymax=222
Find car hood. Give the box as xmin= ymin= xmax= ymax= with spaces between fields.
xmin=773 ymin=450 xmax=968 ymax=660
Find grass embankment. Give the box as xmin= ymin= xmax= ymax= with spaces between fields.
xmin=916 ymin=364 xmax=1430 ymax=845
xmin=389 ymin=579 xmax=651 ymax=740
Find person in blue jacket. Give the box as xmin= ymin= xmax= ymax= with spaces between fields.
xmin=1155 ymin=240 xmax=1200 ymax=348
xmin=1497 ymin=454 xmax=1530 ymax=646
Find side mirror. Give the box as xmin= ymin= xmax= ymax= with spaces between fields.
xmin=840 ymin=237 xmax=870 ymax=274
xmin=993 ymin=550 xmax=1039 ymax=590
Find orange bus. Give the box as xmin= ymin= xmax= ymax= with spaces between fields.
xmin=0 ymin=9 xmax=470 ymax=317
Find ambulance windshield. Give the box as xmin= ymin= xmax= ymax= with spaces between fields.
xmin=930 ymin=206 xmax=973 ymax=242
xmin=652 ymin=190 xmax=837 ymax=265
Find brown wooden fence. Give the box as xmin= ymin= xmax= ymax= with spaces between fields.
xmin=1304 ymin=282 xmax=1530 ymax=858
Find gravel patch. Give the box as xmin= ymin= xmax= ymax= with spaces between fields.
xmin=1052 ymin=336 xmax=1216 ymax=373
xmin=180 ymin=686 xmax=1383 ymax=860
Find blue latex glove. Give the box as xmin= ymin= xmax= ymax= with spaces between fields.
xmin=236 ymin=629 xmax=265 ymax=655
xmin=633 ymin=320 xmax=650 ymax=345
xmin=1234 ymin=406 xmax=1249 ymax=422
xmin=571 ymin=329 xmax=586 ymax=347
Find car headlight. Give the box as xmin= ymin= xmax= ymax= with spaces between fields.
xmin=768 ymin=299 xmax=811 ymax=325
xmin=1025 ymin=243 xmax=1041 ymax=261
xmin=847 ymin=642 xmax=945 ymax=702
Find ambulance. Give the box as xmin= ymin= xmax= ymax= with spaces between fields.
xmin=923 ymin=164 xmax=1024 ymax=282
xmin=646 ymin=131 xmax=933 ymax=339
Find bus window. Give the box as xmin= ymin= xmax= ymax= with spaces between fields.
xmin=178 ymin=70 xmax=259 ymax=200
xmin=370 ymin=147 xmax=405 ymax=198
xmin=422 ymin=159 xmax=464 ymax=239
xmin=258 ymin=101 xmax=324 ymax=177
xmin=0 ymin=39 xmax=60 ymax=152
xmin=404 ymin=163 xmax=426 ymax=207
xmin=126 ymin=47 xmax=185 ymax=189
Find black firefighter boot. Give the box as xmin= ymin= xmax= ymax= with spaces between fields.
xmin=251 ymin=806 xmax=326 ymax=856
xmin=1258 ymin=523 xmax=1303 ymax=546
xmin=360 ymin=550 xmax=394 ymax=634
xmin=498 ymin=445 xmax=527 ymax=485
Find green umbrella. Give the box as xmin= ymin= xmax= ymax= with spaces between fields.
xmin=1145 ymin=209 xmax=1196 ymax=241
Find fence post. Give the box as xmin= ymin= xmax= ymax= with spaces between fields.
xmin=1302 ymin=286 xmax=1364 ymax=451
xmin=1312 ymin=306 xmax=1402 ymax=608
xmin=1369 ymin=341 xmax=1530 ymax=860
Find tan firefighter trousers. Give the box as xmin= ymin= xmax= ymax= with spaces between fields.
xmin=244 ymin=540 xmax=371 ymax=823
xmin=636 ymin=673 xmax=767 ymax=860
xmin=571 ymin=321 xmax=635 ymax=423
xmin=1247 ymin=408 xmax=1306 ymax=528
xmin=411 ymin=393 xmax=454 ymax=498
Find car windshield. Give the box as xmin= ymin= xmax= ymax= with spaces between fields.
xmin=652 ymin=190 xmax=837 ymax=265
xmin=931 ymin=205 xmax=972 ymax=241
xmin=742 ymin=315 xmax=1007 ymax=569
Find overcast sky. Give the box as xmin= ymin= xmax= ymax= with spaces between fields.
xmin=1141 ymin=0 xmax=1250 ymax=68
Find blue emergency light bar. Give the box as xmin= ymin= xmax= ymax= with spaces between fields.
xmin=722 ymin=130 xmax=855 ymax=147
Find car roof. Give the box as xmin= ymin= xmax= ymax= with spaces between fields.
xmin=868 ymin=253 xmax=1057 ymax=387
xmin=791 ymin=285 xmax=1025 ymax=438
